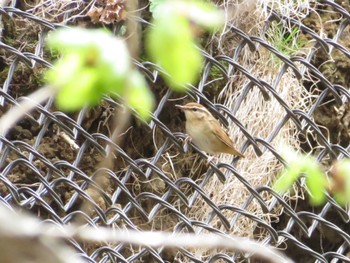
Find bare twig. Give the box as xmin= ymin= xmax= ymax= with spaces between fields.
xmin=72 ymin=228 xmax=293 ymax=263
xmin=0 ymin=86 xmax=55 ymax=137
xmin=0 ymin=204 xmax=293 ymax=263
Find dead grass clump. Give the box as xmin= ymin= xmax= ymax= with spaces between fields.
xmin=26 ymin=0 xmax=93 ymax=23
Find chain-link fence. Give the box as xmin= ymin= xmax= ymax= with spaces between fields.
xmin=0 ymin=0 xmax=350 ymax=262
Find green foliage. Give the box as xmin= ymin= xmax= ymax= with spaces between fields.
xmin=267 ymin=22 xmax=304 ymax=64
xmin=146 ymin=0 xmax=223 ymax=91
xmin=146 ymin=11 xmax=202 ymax=91
xmin=126 ymin=70 xmax=155 ymax=120
xmin=45 ymin=28 xmax=154 ymax=120
xmin=44 ymin=1 xmax=223 ymax=119
xmin=273 ymin=147 xmax=327 ymax=205
xmin=304 ymin=160 xmax=327 ymax=205
xmin=149 ymin=0 xmax=167 ymax=17
xmin=274 ymin=148 xmax=350 ymax=206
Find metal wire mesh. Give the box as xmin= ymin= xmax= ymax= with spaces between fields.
xmin=0 ymin=0 xmax=350 ymax=262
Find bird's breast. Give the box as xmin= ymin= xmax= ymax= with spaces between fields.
xmin=185 ymin=121 xmax=216 ymax=154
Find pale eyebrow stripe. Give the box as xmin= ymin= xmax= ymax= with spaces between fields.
xmin=192 ymin=106 xmax=208 ymax=113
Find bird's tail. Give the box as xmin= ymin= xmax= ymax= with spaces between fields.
xmin=226 ymin=147 xmax=245 ymax=158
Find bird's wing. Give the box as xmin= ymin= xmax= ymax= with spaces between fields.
xmin=210 ymin=119 xmax=234 ymax=148
xmin=213 ymin=128 xmax=234 ymax=148
xmin=210 ymin=119 xmax=245 ymax=157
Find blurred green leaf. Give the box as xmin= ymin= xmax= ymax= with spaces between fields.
xmin=55 ymin=68 xmax=100 ymax=111
xmin=126 ymin=70 xmax=155 ymax=121
xmin=146 ymin=0 xmax=223 ymax=91
xmin=333 ymin=192 xmax=347 ymax=206
xmin=180 ymin=1 xmax=224 ymax=30
xmin=45 ymin=28 xmax=154 ymax=119
xmin=273 ymin=147 xmax=326 ymax=205
xmin=273 ymin=167 xmax=302 ymax=194
xmin=146 ymin=11 xmax=202 ymax=91
xmin=305 ymin=160 xmax=327 ymax=205
xmin=45 ymin=53 xmax=83 ymax=91
xmin=149 ymin=0 xmax=168 ymax=18
xmin=273 ymin=147 xmax=303 ymax=194
xmin=151 ymin=1 xmax=223 ymax=30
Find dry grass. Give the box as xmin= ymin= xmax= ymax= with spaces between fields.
xmin=27 ymin=0 xmax=94 ymax=23
xmin=260 ymin=0 xmax=314 ymax=19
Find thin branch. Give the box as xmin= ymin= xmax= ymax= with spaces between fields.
xmin=0 ymin=86 xmax=55 ymax=137
xmin=0 ymin=205 xmax=293 ymax=263
xmin=72 ymin=228 xmax=292 ymax=263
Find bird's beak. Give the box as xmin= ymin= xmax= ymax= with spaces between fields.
xmin=175 ymin=104 xmax=186 ymax=111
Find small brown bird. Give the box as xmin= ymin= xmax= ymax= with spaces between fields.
xmin=176 ymin=102 xmax=244 ymax=158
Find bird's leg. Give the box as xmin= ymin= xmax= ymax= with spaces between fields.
xmin=206 ymin=154 xmax=216 ymax=164
xmin=183 ymin=135 xmax=192 ymax=153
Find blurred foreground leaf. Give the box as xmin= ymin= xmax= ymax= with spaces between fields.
xmin=126 ymin=70 xmax=155 ymax=120
xmin=147 ymin=0 xmax=223 ymax=91
xmin=273 ymin=147 xmax=326 ymax=205
xmin=305 ymin=160 xmax=327 ymax=205
xmin=147 ymin=12 xmax=202 ymax=91
xmin=45 ymin=28 xmax=154 ymax=120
